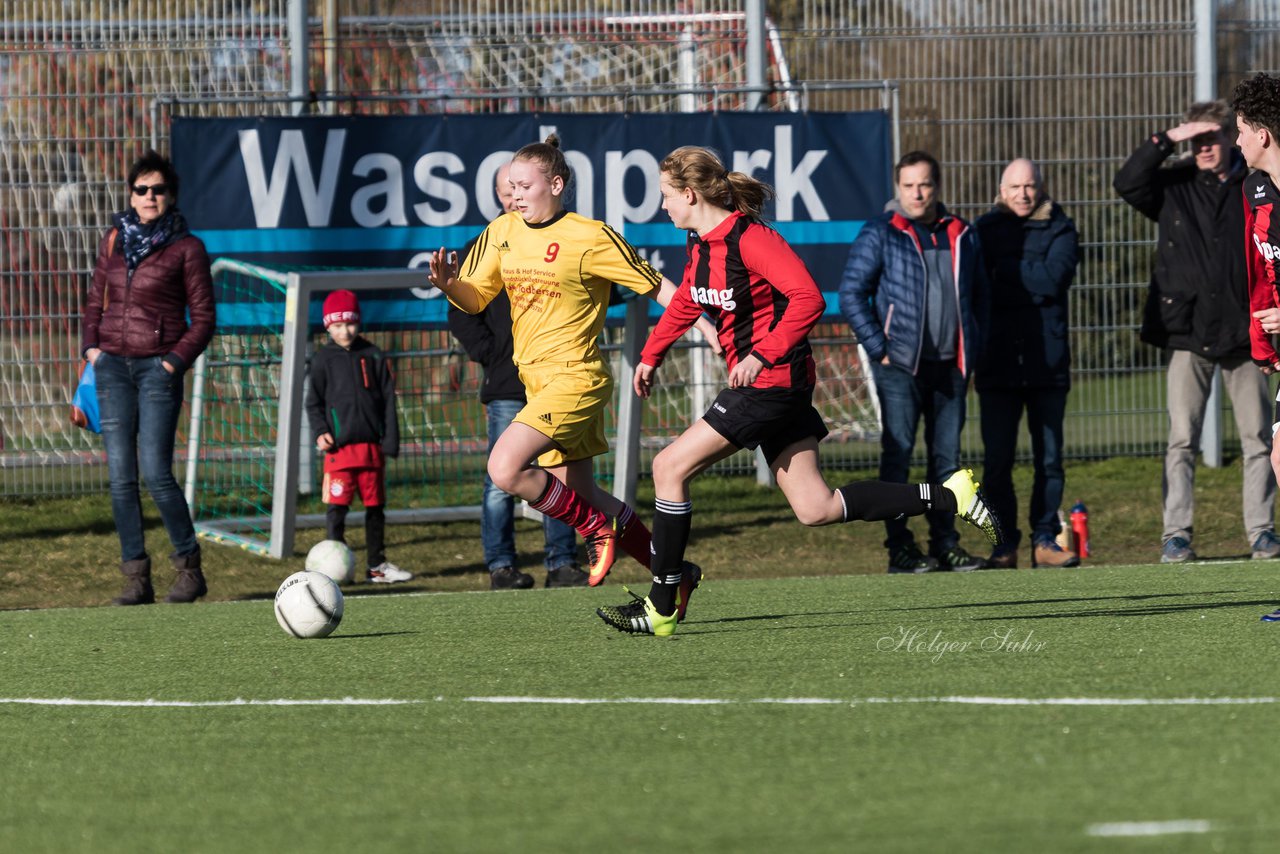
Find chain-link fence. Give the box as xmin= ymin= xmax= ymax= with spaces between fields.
xmin=3 ymin=1 xmax=1280 ymax=497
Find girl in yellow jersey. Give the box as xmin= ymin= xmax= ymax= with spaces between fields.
xmin=429 ymin=135 xmax=714 ymax=586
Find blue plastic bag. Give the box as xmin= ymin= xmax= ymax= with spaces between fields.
xmin=71 ymin=359 xmax=101 ymax=433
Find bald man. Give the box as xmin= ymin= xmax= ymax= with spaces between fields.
xmin=975 ymin=158 xmax=1080 ymax=568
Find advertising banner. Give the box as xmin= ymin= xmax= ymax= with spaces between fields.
xmin=172 ymin=113 xmax=891 ymax=328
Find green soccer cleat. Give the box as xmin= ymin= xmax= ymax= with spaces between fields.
xmin=596 ymin=590 xmax=678 ymax=637
xmin=943 ymin=468 xmax=1003 ymax=548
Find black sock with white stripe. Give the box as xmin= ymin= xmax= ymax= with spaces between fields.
xmin=647 ymin=498 xmax=692 ymax=616
xmin=836 ymin=481 xmax=957 ymax=522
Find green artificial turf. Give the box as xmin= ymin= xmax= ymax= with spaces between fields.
xmin=4 ymin=563 xmax=1280 ymax=853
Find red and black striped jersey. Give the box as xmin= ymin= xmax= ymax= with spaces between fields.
xmin=1244 ymin=171 xmax=1280 ymax=365
xmin=641 ymin=211 xmax=825 ymax=390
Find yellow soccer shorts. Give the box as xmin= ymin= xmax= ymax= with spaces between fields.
xmin=513 ymin=358 xmax=613 ymax=467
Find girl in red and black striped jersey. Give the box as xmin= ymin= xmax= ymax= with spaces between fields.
xmin=596 ymin=146 xmax=1001 ymax=636
xmin=1232 ymin=71 xmax=1280 ymax=622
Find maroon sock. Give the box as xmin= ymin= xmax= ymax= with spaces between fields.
xmin=616 ymin=504 xmax=653 ymax=570
xmin=530 ymin=475 xmax=608 ymax=537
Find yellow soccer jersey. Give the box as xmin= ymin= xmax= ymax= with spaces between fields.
xmin=451 ymin=211 xmax=661 ymax=365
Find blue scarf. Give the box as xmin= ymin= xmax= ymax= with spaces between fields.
xmin=111 ymin=208 xmax=190 ymax=271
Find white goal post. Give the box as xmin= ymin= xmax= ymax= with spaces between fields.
xmin=185 ymin=262 xmax=650 ymax=559
xmin=185 ymin=259 xmax=881 ymax=560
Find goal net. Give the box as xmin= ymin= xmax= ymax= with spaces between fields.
xmin=189 ymin=262 xmax=880 ymax=558
xmin=343 ymin=8 xmax=799 ymax=114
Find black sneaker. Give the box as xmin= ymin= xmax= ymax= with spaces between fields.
xmin=933 ymin=545 xmax=986 ymax=572
xmin=489 ymin=566 xmax=534 ymax=590
xmin=545 ymin=564 xmax=589 ymax=588
xmin=887 ymin=545 xmax=939 ymax=574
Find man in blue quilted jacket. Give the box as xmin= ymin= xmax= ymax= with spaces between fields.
xmin=839 ymin=150 xmax=991 ymax=573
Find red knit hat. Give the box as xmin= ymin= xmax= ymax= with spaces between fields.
xmin=322 ymin=290 xmax=360 ymax=327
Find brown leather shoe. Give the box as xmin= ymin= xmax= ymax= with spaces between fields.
xmin=987 ymin=547 xmax=1018 ymax=569
xmin=1032 ymin=540 xmax=1080 ymax=568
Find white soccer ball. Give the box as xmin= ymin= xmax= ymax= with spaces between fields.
xmin=305 ymin=539 xmax=355 ymax=584
xmin=274 ymin=571 xmax=344 ymax=639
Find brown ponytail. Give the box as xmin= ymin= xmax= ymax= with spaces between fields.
xmin=659 ymin=145 xmax=774 ymax=218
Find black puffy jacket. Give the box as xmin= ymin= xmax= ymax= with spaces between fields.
xmin=306 ymin=337 xmax=399 ymax=457
xmin=1114 ymin=133 xmax=1250 ymax=358
xmin=975 ymin=199 xmax=1079 ymax=390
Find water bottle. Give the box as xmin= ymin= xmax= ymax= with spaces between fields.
xmin=1070 ymin=500 xmax=1090 ymax=558
xmin=1054 ymin=510 xmax=1071 ymax=551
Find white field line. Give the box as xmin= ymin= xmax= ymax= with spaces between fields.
xmin=0 ymin=697 xmax=430 ymax=707
xmin=1 ymin=695 xmax=1277 ymax=708
xmin=1086 ymin=820 xmax=1212 ymax=837
xmin=465 ymin=696 xmax=1280 ymax=706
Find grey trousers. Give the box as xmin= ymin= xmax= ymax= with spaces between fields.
xmin=1163 ymin=351 xmax=1276 ymax=545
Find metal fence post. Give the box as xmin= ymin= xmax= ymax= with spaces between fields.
xmin=289 ymin=0 xmax=308 ymax=117
xmin=614 ymin=299 xmax=648 ymax=507
xmin=1196 ymin=0 xmax=1223 ymax=467
xmin=746 ymin=0 xmax=766 ymax=111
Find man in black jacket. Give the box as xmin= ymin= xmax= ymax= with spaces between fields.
xmin=977 ymin=158 xmax=1080 ymax=569
xmin=447 ymin=163 xmax=585 ymax=590
xmin=1115 ymin=99 xmax=1279 ymax=563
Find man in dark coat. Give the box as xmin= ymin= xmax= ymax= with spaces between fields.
xmin=1115 ymin=100 xmax=1279 ymax=564
xmin=977 ymin=159 xmax=1080 ymax=568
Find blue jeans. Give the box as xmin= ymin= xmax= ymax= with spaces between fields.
xmin=95 ymin=353 xmax=198 ymax=562
xmin=870 ymin=360 xmax=967 ymax=553
xmin=482 ymin=398 xmax=578 ymax=570
xmin=979 ymin=387 xmax=1068 ymax=547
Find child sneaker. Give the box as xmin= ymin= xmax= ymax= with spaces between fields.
xmin=367 ymin=562 xmax=412 ymax=583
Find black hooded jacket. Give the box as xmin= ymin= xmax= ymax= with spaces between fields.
xmin=306 ymin=337 xmax=399 ymax=457
xmin=1114 ymin=132 xmax=1251 ymax=358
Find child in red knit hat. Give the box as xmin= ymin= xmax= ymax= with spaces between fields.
xmin=306 ymin=290 xmax=412 ymax=583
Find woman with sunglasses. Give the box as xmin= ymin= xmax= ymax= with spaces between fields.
xmin=81 ymin=150 xmax=215 ymax=605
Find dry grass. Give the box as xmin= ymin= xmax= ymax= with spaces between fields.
xmin=4 ymin=454 xmax=1270 ymax=611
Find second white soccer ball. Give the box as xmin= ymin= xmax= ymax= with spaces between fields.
xmin=305 ymin=539 xmax=355 ymax=584
xmin=274 ymin=571 xmax=344 ymax=639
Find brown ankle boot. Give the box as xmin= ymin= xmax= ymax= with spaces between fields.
xmin=165 ymin=549 xmax=208 ymax=603
xmin=115 ymin=557 xmax=155 ymax=606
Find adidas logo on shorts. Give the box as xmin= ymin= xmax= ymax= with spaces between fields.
xmin=539 ymin=413 xmax=553 ymax=425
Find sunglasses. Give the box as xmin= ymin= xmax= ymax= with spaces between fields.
xmin=132 ymin=183 xmax=169 ymax=197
